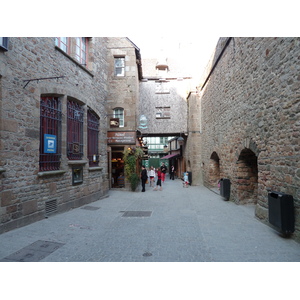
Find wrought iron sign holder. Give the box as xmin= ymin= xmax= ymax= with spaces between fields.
xmin=23 ymin=76 xmax=65 ymax=89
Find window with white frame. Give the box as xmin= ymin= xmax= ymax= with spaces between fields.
xmin=113 ymin=108 xmax=124 ymax=127
xmin=75 ymin=37 xmax=87 ymax=65
xmin=114 ymin=57 xmax=125 ymax=76
xmin=55 ymin=37 xmax=68 ymax=53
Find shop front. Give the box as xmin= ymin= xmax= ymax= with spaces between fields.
xmin=107 ymin=131 xmax=140 ymax=189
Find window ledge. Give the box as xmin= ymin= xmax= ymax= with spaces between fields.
xmin=68 ymin=160 xmax=88 ymax=165
xmin=88 ymin=167 xmax=103 ymax=172
xmin=38 ymin=170 xmax=66 ymax=177
xmin=55 ymin=46 xmax=94 ymax=77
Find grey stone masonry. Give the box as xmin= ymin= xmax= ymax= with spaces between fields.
xmin=0 ymin=37 xmax=109 ymax=233
xmin=188 ymin=37 xmax=300 ymax=242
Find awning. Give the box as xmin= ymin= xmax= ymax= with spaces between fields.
xmin=160 ymin=153 xmax=179 ymax=159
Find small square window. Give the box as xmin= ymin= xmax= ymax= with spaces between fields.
xmin=156 ymin=107 xmax=171 ymax=119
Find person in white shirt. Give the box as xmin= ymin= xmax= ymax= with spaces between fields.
xmin=148 ymin=166 xmax=155 ymax=187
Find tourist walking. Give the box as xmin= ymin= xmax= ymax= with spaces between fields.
xmin=148 ymin=166 xmax=155 ymax=187
xmin=170 ymin=165 xmax=175 ymax=180
xmin=160 ymin=162 xmax=167 ymax=183
xmin=141 ymin=165 xmax=148 ymax=192
xmin=153 ymin=168 xmax=162 ymax=191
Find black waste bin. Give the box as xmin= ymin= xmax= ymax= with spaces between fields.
xmin=219 ymin=178 xmax=231 ymax=200
xmin=268 ymin=191 xmax=294 ymax=234
xmin=188 ymin=172 xmax=192 ymax=186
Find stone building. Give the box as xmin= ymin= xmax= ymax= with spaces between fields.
xmin=139 ymin=54 xmax=193 ymax=176
xmin=187 ymin=37 xmax=300 ymax=241
xmin=0 ymin=37 xmax=110 ymax=233
xmin=105 ymin=38 xmax=143 ymax=189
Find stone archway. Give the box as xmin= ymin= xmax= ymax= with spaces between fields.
xmin=236 ymin=148 xmax=258 ymax=204
xmin=208 ymin=151 xmax=220 ymax=188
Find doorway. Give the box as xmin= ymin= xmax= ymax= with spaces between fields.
xmin=111 ymin=146 xmax=124 ymax=188
xmin=236 ymin=148 xmax=258 ymax=204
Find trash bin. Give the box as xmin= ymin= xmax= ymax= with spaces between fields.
xmin=220 ymin=178 xmax=230 ymax=200
xmin=268 ymin=191 xmax=294 ymax=234
xmin=188 ymin=172 xmax=192 ymax=186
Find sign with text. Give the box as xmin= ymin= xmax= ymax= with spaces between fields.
xmin=44 ymin=134 xmax=57 ymax=153
xmin=107 ymin=131 xmax=136 ymax=145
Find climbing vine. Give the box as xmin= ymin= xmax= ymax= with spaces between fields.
xmin=123 ymin=147 xmax=144 ymax=191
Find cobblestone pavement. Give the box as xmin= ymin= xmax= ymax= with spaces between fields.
xmin=0 ymin=178 xmax=299 ymax=262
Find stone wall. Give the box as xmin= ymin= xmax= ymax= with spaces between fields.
xmin=0 ymin=37 xmax=109 ymax=233
xmin=139 ymin=58 xmax=191 ymax=135
xmin=106 ymin=37 xmax=140 ymax=130
xmin=194 ymin=37 xmax=300 ymax=241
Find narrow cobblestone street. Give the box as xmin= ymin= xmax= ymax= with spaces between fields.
xmin=1 ymin=178 xmax=299 ymax=262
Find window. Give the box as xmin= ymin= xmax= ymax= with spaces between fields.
xmin=114 ymin=57 xmax=125 ymax=76
xmin=67 ymin=99 xmax=84 ymax=160
xmin=55 ymin=37 xmax=68 ymax=53
xmin=0 ymin=37 xmax=8 ymax=51
xmin=155 ymin=81 xmax=170 ymax=94
xmin=39 ymin=97 xmax=62 ymax=171
xmin=87 ymin=109 xmax=100 ymax=167
xmin=113 ymin=108 xmax=124 ymax=127
xmin=75 ymin=37 xmax=87 ymax=65
xmin=156 ymin=107 xmax=171 ymax=119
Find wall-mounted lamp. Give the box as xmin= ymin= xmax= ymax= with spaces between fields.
xmin=178 ymin=136 xmax=184 ymax=146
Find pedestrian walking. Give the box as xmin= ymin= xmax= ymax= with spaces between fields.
xmin=148 ymin=166 xmax=155 ymax=187
xmin=153 ymin=168 xmax=162 ymax=191
xmin=141 ymin=165 xmax=148 ymax=192
xmin=183 ymin=171 xmax=189 ymax=188
xmin=170 ymin=165 xmax=175 ymax=180
xmin=160 ymin=162 xmax=167 ymax=183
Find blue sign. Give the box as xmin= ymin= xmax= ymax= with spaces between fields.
xmin=44 ymin=134 xmax=57 ymax=153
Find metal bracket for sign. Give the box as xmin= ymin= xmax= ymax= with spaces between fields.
xmin=23 ymin=76 xmax=65 ymax=88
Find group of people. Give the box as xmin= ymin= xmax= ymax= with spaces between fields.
xmin=140 ymin=162 xmax=170 ymax=192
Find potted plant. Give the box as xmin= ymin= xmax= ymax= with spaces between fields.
xmin=123 ymin=147 xmax=144 ymax=191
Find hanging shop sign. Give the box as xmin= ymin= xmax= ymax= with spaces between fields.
xmin=44 ymin=134 xmax=57 ymax=154
xmin=107 ymin=131 xmax=136 ymax=145
xmin=110 ymin=118 xmax=119 ymax=128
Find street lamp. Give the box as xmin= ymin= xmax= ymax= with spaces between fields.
xmin=177 ymin=136 xmax=184 ymax=146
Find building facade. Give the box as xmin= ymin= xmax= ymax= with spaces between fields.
xmin=105 ymin=38 xmax=143 ymax=189
xmin=0 ymin=37 xmax=109 ymax=233
xmin=186 ymin=37 xmax=300 ymax=241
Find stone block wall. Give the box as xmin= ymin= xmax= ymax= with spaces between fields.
xmin=0 ymin=37 xmax=109 ymax=233
xmin=106 ymin=38 xmax=140 ymax=130
xmin=195 ymin=37 xmax=300 ymax=241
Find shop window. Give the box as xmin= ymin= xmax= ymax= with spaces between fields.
xmin=67 ymin=99 xmax=84 ymax=160
xmin=87 ymin=109 xmax=100 ymax=167
xmin=39 ymin=96 xmax=62 ymax=171
xmin=114 ymin=57 xmax=125 ymax=76
xmin=113 ymin=107 xmax=124 ymax=127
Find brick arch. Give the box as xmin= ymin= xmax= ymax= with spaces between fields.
xmin=208 ymin=151 xmax=220 ymax=188
xmin=235 ymin=148 xmax=258 ymax=204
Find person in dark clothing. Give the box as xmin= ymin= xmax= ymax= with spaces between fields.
xmin=141 ymin=165 xmax=148 ymax=192
xmin=160 ymin=162 xmax=167 ymax=183
xmin=170 ymin=165 xmax=175 ymax=180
